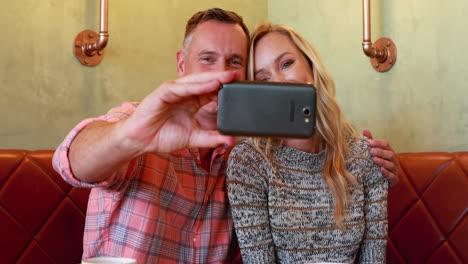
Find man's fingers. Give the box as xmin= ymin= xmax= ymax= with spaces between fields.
xmin=369 ymin=139 xmax=391 ymax=150
xmin=369 ymin=139 xmax=401 ymax=187
xmin=372 ymin=156 xmax=396 ymax=174
xmin=150 ymin=71 xmax=240 ymax=108
xmin=363 ymin=129 xmax=373 ymax=139
xmin=373 ymin=156 xmax=401 ymax=187
xmin=158 ymin=80 xmax=220 ymax=105
xmin=174 ymin=71 xmax=240 ymax=85
xmin=381 ymin=167 xmax=399 ymax=187
xmin=188 ymin=130 xmax=236 ymax=149
xmin=369 ymin=148 xmax=394 ymax=161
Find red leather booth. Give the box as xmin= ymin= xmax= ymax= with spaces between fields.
xmin=0 ymin=150 xmax=90 ymax=264
xmin=387 ymin=152 xmax=468 ymax=264
xmin=0 ymin=150 xmax=467 ymax=263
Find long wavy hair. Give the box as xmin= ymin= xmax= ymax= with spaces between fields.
xmin=248 ymin=23 xmax=358 ymax=228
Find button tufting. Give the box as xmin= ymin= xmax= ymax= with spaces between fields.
xmin=387 ymin=152 xmax=468 ymax=263
xmin=1 ymin=150 xmax=467 ymax=263
xmin=0 ymin=150 xmax=91 ymax=264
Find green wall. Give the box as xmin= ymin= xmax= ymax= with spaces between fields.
xmin=0 ymin=0 xmax=267 ymax=149
xmin=1 ymin=0 xmax=467 ymax=152
xmin=268 ymin=0 xmax=468 ymax=153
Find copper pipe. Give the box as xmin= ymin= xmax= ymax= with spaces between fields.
xmin=361 ymin=0 xmax=397 ymax=72
xmin=362 ymin=0 xmax=385 ymax=60
xmin=74 ymin=0 xmax=109 ymax=66
xmin=96 ymin=0 xmax=109 ymax=52
xmin=85 ymin=0 xmax=108 ymax=55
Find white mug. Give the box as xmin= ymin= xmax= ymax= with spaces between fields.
xmin=82 ymin=257 xmax=137 ymax=264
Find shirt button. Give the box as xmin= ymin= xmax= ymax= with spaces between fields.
xmin=193 ymin=238 xmax=197 ymax=242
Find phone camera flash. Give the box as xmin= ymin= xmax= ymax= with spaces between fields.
xmin=305 ymin=118 xmax=310 ymax=123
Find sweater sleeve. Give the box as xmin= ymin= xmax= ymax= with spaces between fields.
xmin=226 ymin=142 xmax=277 ymax=264
xmin=356 ymin=139 xmax=389 ymax=264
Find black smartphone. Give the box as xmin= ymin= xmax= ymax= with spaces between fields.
xmin=217 ymin=81 xmax=316 ymax=138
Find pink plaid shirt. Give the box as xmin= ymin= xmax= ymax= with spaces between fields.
xmin=53 ymin=102 xmax=242 ymax=264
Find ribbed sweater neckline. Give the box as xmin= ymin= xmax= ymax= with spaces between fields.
xmin=273 ymin=144 xmax=328 ymax=171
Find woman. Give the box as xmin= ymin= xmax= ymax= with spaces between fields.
xmin=226 ymin=23 xmax=388 ymax=264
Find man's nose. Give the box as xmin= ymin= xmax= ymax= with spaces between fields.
xmin=213 ymin=62 xmax=229 ymax=72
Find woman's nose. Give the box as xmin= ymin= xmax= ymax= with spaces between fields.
xmin=271 ymin=74 xmax=286 ymax=82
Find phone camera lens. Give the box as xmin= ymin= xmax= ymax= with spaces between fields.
xmin=303 ymin=107 xmax=311 ymax=117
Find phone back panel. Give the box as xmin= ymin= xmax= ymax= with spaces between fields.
xmin=218 ymin=81 xmax=316 ymax=138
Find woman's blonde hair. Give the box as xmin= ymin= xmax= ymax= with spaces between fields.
xmin=248 ymin=22 xmax=358 ymax=228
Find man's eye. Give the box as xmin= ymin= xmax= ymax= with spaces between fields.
xmin=229 ymin=59 xmax=243 ymax=69
xmin=201 ymin=57 xmax=213 ymax=63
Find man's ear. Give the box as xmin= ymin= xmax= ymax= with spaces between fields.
xmin=176 ymin=50 xmax=185 ymax=77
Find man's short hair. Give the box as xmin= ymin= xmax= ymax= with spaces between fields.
xmin=183 ymin=8 xmax=250 ymax=49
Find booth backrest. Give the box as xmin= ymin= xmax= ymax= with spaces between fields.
xmin=0 ymin=150 xmax=90 ymax=264
xmin=0 ymin=150 xmax=467 ymax=264
xmin=387 ymin=152 xmax=468 ymax=264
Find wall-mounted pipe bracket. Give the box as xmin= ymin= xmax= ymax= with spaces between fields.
xmin=74 ymin=0 xmax=109 ymax=67
xmin=362 ymin=0 xmax=397 ymax=72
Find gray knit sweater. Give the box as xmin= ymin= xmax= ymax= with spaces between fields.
xmin=226 ymin=136 xmax=388 ymax=264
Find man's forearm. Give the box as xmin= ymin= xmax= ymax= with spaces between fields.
xmin=69 ymin=120 xmax=141 ymax=183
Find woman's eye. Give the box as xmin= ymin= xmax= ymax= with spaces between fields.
xmin=281 ymin=60 xmax=294 ymax=69
xmin=255 ymin=75 xmax=270 ymax=81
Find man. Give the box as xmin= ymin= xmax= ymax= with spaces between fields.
xmin=53 ymin=8 xmax=399 ymax=263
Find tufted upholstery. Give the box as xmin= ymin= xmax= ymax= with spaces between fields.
xmin=387 ymin=152 xmax=468 ymax=264
xmin=0 ymin=150 xmax=90 ymax=264
xmin=0 ymin=150 xmax=467 ymax=264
